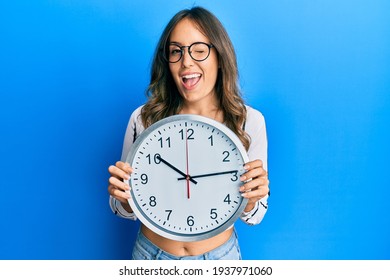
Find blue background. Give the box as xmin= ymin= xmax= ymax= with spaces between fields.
xmin=1 ymin=0 xmax=389 ymax=260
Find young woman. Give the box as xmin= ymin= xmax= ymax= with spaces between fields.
xmin=108 ymin=6 xmax=270 ymax=260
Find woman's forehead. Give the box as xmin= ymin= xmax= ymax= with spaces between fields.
xmin=169 ymin=18 xmax=209 ymax=44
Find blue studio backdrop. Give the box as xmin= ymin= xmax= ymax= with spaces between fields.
xmin=1 ymin=0 xmax=389 ymax=259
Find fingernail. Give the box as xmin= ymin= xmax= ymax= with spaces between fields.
xmin=241 ymin=192 xmax=247 ymax=198
xmin=240 ymin=175 xmax=246 ymax=181
xmin=124 ymin=174 xmax=130 ymax=180
xmin=243 ymin=165 xmax=249 ymax=170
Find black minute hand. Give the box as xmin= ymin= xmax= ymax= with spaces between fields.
xmin=178 ymin=170 xmax=238 ymax=180
xmin=156 ymin=155 xmax=198 ymax=184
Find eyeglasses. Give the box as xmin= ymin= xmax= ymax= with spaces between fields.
xmin=166 ymin=42 xmax=214 ymax=63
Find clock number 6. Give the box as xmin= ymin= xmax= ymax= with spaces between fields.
xmin=187 ymin=216 xmax=194 ymax=226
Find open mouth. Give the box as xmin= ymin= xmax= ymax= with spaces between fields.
xmin=181 ymin=73 xmax=202 ymax=89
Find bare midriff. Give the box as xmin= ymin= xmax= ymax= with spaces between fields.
xmin=141 ymin=224 xmax=233 ymax=256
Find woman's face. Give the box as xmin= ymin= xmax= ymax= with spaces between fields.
xmin=168 ymin=18 xmax=219 ymax=107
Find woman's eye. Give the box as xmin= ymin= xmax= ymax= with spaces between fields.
xmin=170 ymin=49 xmax=181 ymax=55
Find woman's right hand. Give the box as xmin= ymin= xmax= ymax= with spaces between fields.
xmin=108 ymin=161 xmax=133 ymax=204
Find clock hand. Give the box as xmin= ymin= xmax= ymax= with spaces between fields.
xmin=177 ymin=170 xmax=239 ymax=180
xmin=185 ymin=128 xmax=190 ymax=199
xmin=155 ymin=154 xmax=198 ymax=185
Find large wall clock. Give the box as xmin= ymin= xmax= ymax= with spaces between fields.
xmin=125 ymin=114 xmax=248 ymax=241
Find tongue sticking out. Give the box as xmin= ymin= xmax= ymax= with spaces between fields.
xmin=182 ymin=75 xmax=201 ymax=88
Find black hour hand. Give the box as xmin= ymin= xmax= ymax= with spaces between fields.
xmin=156 ymin=155 xmax=198 ymax=184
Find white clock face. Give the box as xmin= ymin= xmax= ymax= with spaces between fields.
xmin=126 ymin=114 xmax=248 ymax=241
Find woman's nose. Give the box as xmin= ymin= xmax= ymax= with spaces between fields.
xmin=181 ymin=48 xmax=193 ymax=68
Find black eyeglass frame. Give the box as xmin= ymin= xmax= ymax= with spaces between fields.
xmin=164 ymin=42 xmax=214 ymax=63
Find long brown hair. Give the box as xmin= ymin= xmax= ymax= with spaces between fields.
xmin=141 ymin=6 xmax=250 ymax=150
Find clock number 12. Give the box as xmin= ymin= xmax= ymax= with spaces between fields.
xmin=179 ymin=128 xmax=194 ymax=140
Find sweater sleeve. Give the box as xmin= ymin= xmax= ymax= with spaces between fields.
xmin=109 ymin=106 xmax=144 ymax=220
xmin=239 ymin=106 xmax=269 ymax=225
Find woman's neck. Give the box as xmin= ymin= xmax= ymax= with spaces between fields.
xmin=179 ymin=105 xmax=223 ymax=123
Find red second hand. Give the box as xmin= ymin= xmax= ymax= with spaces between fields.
xmin=185 ymin=128 xmax=190 ymax=199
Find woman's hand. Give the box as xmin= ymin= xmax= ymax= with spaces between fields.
xmin=108 ymin=161 xmax=133 ymax=206
xmin=239 ymin=159 xmax=269 ymax=212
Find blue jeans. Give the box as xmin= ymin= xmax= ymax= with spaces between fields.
xmin=131 ymin=229 xmax=242 ymax=260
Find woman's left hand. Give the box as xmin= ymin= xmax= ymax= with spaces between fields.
xmin=239 ymin=159 xmax=269 ymax=212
